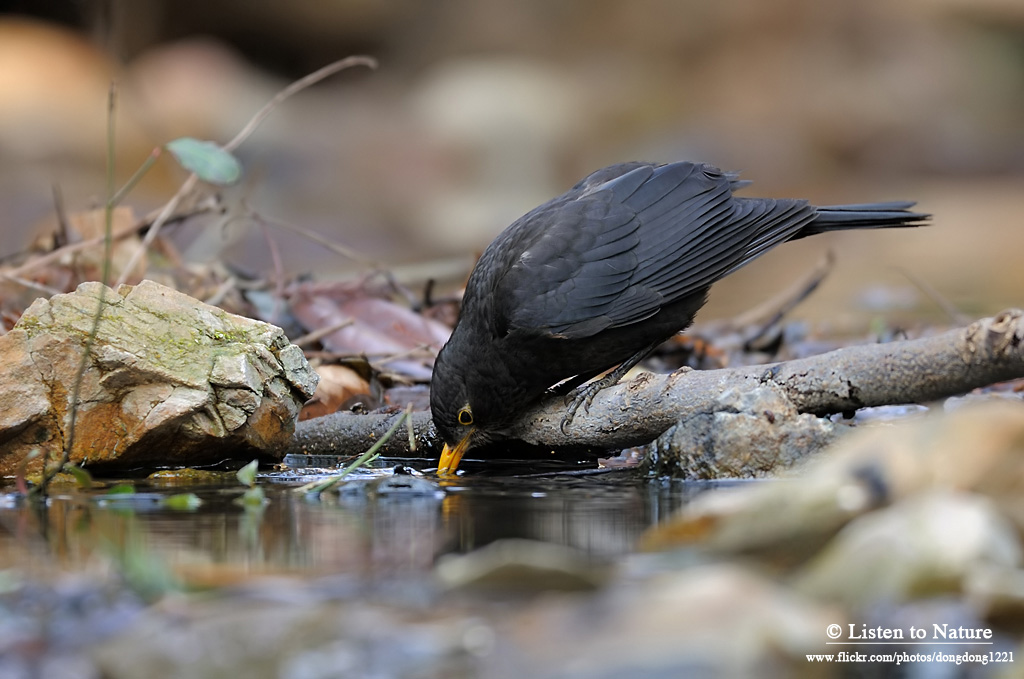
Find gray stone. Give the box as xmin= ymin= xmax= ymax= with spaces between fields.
xmin=647 ymin=381 xmax=840 ymax=479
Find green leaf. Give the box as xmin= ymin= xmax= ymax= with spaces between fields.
xmin=236 ymin=459 xmax=259 ymax=487
xmin=164 ymin=493 xmax=203 ymax=511
xmin=165 ymin=137 xmax=242 ymax=186
xmin=106 ymin=483 xmax=136 ymax=495
xmin=64 ymin=463 xmax=93 ymax=489
xmin=237 ymin=485 xmax=266 ymax=507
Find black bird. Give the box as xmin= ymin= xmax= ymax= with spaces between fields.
xmin=431 ymin=161 xmax=928 ymax=474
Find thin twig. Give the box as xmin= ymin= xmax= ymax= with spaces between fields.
xmin=292 ymin=318 xmax=356 ymax=348
xmin=2 ymin=208 xmax=208 ymax=281
xmin=293 ymin=408 xmax=407 ymax=494
xmin=260 ymin=220 xmax=287 ymax=323
xmin=114 ymin=174 xmax=198 ymax=287
xmin=5 ymin=233 xmax=131 ymax=278
xmin=39 ymin=82 xmax=120 ymax=494
xmin=741 ymin=249 xmax=834 ymax=343
xmin=696 ymin=250 xmax=835 ymax=337
xmin=202 ymin=275 xmax=238 ymax=307
xmin=251 ymin=210 xmax=378 ymax=266
xmin=372 ymin=343 xmax=437 ymax=365
xmin=405 ymin=402 xmax=417 ymax=452
xmin=51 ymin=184 xmax=70 ymax=248
xmin=898 ymin=266 xmax=971 ymax=325
xmin=0 ymin=274 xmax=64 ymax=297
xmin=110 ymin=147 xmax=162 ymax=207
xmin=100 ymin=86 xmax=116 ymax=288
xmin=301 ymin=347 xmax=437 ymax=363
xmin=223 ymin=55 xmax=377 ymax=152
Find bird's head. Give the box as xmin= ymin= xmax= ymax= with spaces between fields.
xmin=430 ymin=395 xmax=479 ymax=476
xmin=429 ymin=344 xmax=510 ymax=475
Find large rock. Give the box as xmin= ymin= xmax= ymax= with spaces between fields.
xmin=0 ymin=280 xmax=319 ymax=475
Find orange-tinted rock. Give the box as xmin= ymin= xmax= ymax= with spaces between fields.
xmin=0 ymin=280 xmax=318 ymax=475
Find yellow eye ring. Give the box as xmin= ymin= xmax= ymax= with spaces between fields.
xmin=457 ymin=407 xmax=473 ymax=426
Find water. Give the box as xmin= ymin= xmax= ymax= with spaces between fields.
xmin=0 ymin=459 xmax=709 ymax=582
xmin=0 ymin=457 xmax=723 ymax=678
xmin=10 ymin=459 xmax=1003 ymax=678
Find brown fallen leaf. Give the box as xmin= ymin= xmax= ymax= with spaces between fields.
xmin=288 ymin=278 xmax=451 ymax=381
xmin=300 ymin=363 xmax=372 ymax=420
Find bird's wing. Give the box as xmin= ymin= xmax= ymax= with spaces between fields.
xmin=500 ymin=162 xmax=813 ymax=338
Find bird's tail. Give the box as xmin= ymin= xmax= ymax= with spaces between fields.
xmin=798 ymin=201 xmax=929 ymax=238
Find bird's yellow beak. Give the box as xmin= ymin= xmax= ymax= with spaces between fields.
xmin=437 ymin=430 xmax=473 ymax=476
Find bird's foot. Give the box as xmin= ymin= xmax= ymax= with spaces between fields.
xmin=559 ymin=376 xmax=615 ymax=434
xmin=557 ymin=345 xmax=658 ymax=434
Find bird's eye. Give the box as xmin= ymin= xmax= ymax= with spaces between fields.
xmin=457 ymin=407 xmax=474 ymax=426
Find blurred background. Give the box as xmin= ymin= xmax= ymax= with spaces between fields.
xmin=0 ymin=0 xmax=1022 ymax=325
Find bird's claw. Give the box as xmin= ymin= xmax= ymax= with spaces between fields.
xmin=559 ymin=384 xmax=599 ymax=434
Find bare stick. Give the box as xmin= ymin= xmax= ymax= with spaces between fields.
xmin=115 ymin=174 xmax=199 ymax=287
xmin=685 ymin=250 xmax=834 ymax=350
xmin=727 ymin=250 xmax=834 ymax=334
xmin=288 ymin=409 xmax=436 ymax=459
xmin=291 ymin=408 xmax=408 ymax=493
xmin=223 ymin=56 xmax=377 ymax=152
xmin=2 ymin=206 xmax=211 ymax=281
xmin=899 ymin=266 xmax=971 ymax=325
xmin=40 ymin=83 xmax=120 ymax=495
xmin=251 ymin=211 xmax=378 ymax=266
xmin=292 ymin=318 xmax=355 ymax=348
xmin=0 ymin=274 xmax=64 ymax=297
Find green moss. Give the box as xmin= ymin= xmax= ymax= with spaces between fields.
xmin=148 ymin=469 xmax=238 ymax=486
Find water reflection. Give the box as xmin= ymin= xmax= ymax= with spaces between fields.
xmin=441 ymin=476 xmax=663 ymax=557
xmin=0 ymin=471 xmax=705 ymax=581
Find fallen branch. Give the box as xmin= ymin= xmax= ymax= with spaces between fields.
xmin=287 ymin=409 xmax=436 ymax=458
xmin=285 ymin=309 xmax=1024 ymax=457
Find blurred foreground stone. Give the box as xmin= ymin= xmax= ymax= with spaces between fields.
xmin=501 ymin=564 xmax=838 ymax=679
xmin=435 ymin=538 xmax=610 ymax=592
xmin=0 ymin=280 xmax=318 ymax=475
xmin=85 ymin=561 xmax=837 ymax=679
xmin=794 ymin=491 xmax=1021 ymax=608
xmin=643 ymin=400 xmax=1024 ymax=611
